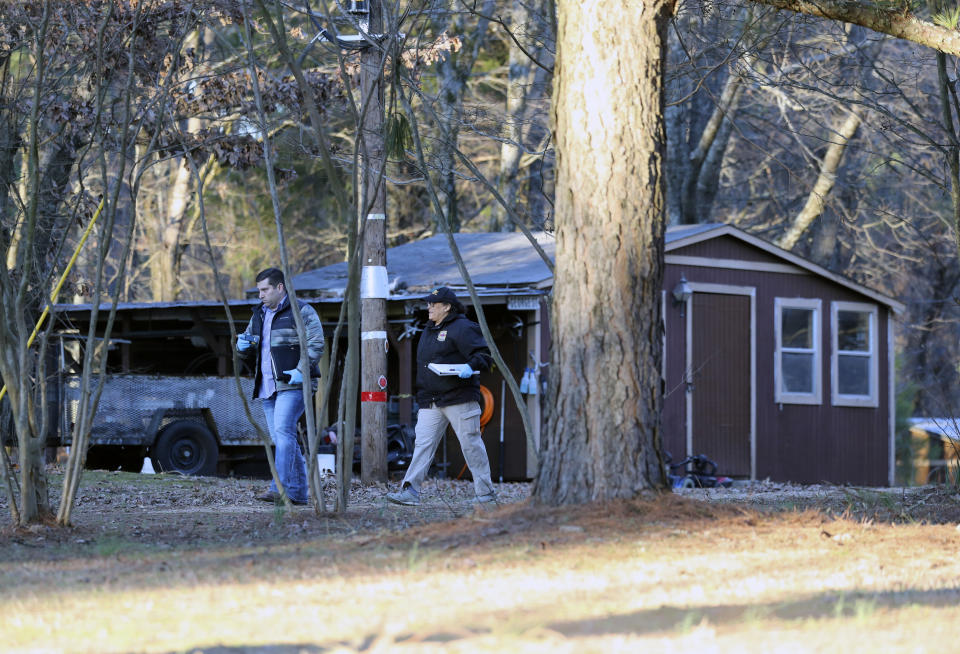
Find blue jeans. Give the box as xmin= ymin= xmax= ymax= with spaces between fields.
xmin=262 ymin=389 xmax=308 ymax=503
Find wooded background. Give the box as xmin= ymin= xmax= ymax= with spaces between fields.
xmin=3 ymin=0 xmax=960 ymax=520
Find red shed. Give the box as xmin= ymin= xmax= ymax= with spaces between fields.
xmin=662 ymin=224 xmax=904 ymax=485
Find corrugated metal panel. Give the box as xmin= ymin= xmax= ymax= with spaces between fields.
xmin=292 ymin=232 xmax=556 ymax=293
xmin=62 ymin=374 xmax=268 ymax=446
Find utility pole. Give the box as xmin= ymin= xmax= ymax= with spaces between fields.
xmin=355 ymin=0 xmax=389 ymax=483
xmin=309 ymin=1 xmax=390 ymax=483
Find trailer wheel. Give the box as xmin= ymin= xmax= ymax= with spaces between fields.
xmin=152 ymin=421 xmax=218 ymax=476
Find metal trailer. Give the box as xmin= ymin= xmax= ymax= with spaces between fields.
xmin=60 ymin=374 xmax=271 ymax=475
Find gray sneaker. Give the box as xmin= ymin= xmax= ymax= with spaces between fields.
xmin=469 ymin=492 xmax=497 ymax=506
xmin=385 ymin=485 xmax=420 ymax=506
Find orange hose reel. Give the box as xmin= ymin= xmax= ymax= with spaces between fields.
xmin=479 ymin=384 xmax=494 ymax=429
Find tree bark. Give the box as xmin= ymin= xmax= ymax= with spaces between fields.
xmin=534 ymin=0 xmax=673 ymax=505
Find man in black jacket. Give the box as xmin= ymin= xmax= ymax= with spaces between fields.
xmin=386 ymin=287 xmax=496 ymax=506
xmin=237 ymin=268 xmax=324 ymax=505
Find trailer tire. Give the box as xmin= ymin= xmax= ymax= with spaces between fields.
xmin=152 ymin=421 xmax=218 ymax=476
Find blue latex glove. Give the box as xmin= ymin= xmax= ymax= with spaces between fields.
xmin=458 ymin=364 xmax=474 ymax=379
xmin=237 ymin=334 xmax=252 ymax=352
xmin=284 ymin=368 xmax=303 ymax=384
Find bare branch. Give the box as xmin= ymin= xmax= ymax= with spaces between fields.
xmin=752 ymin=0 xmax=960 ymax=55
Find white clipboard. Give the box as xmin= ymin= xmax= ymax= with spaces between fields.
xmin=428 ymin=363 xmax=479 ymax=376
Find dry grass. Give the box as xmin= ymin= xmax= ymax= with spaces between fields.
xmin=1 ymin=473 xmax=960 ymax=653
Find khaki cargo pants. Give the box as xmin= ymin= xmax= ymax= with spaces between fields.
xmin=401 ymin=400 xmax=495 ymax=498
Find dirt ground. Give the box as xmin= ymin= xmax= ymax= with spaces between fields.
xmin=2 ymin=471 xmax=960 ymax=653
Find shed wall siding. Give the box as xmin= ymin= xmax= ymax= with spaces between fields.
xmin=663 ymin=262 xmax=891 ymax=485
xmin=669 ymin=235 xmax=788 ymax=264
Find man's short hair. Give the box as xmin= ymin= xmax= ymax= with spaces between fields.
xmin=255 ymin=267 xmax=285 ymax=288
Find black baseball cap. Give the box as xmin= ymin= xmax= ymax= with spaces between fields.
xmin=423 ymin=286 xmax=459 ymax=304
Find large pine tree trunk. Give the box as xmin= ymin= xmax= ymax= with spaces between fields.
xmin=534 ymin=0 xmax=673 ymax=504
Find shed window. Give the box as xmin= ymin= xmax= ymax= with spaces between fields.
xmin=774 ymin=298 xmax=821 ymax=405
xmin=831 ymin=302 xmax=879 ymax=407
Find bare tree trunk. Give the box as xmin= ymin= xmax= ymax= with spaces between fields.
xmin=534 ymin=0 xmax=672 ymax=504
xmin=491 ymin=1 xmax=537 ymax=231
xmin=148 ymin=158 xmax=191 ymax=301
xmin=525 ymin=90 xmax=554 ymax=228
xmin=680 ymin=71 xmax=744 ymax=224
xmin=339 ymin=277 xmax=360 ymax=511
xmin=33 ymin=140 xmax=80 ymax=264
xmin=433 ymin=1 xmax=495 ymax=233
xmin=935 ymin=51 xmax=960 ymax=261
xmin=665 ymin=88 xmax=688 ymax=226
xmin=16 ymin=402 xmax=47 ymax=523
xmin=0 ymin=80 xmax=21 ymax=524
xmin=436 ymin=48 xmax=465 ymax=233
xmin=695 ymin=87 xmax=742 ymax=216
xmin=750 ymin=0 xmax=960 ymax=57
xmin=778 ymin=109 xmax=862 ymax=250
xmin=146 ymin=28 xmax=206 ymax=302
xmin=3 ymin=1 xmax=53 ymax=524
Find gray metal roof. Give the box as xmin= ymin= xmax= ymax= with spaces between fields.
xmin=909 ymin=418 xmax=960 ymax=442
xmin=290 ymin=225 xmax=721 ymax=297
xmin=292 ymin=231 xmax=555 ymax=295
xmin=54 ymin=298 xmax=262 ymax=314
xmin=665 ymin=223 xmax=726 ymax=242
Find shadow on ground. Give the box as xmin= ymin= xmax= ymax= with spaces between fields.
xmin=547 ymin=586 xmax=960 ymax=637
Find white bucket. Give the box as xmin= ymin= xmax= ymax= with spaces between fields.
xmin=317 ymin=453 xmax=335 ymax=475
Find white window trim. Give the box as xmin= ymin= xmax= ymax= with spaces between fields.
xmin=774 ymin=297 xmax=822 ymax=405
xmin=831 ymin=301 xmax=879 ymax=408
